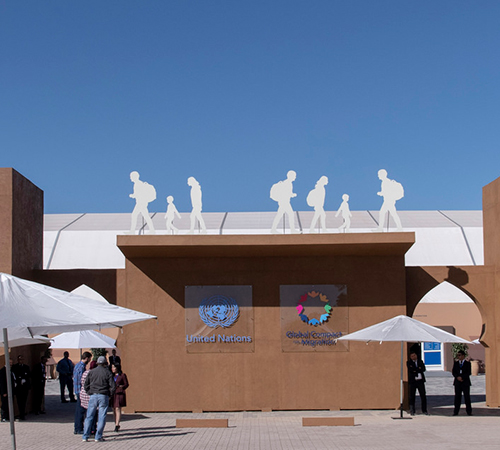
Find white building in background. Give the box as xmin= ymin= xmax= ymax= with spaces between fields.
xmin=43 ymin=210 xmax=483 ymax=270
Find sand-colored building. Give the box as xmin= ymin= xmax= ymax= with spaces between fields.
xmin=1 ymin=167 xmax=498 ymax=412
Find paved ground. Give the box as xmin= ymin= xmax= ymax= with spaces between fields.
xmin=1 ymin=374 xmax=500 ymax=450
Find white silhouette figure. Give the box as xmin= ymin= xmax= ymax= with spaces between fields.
xmin=336 ymin=194 xmax=352 ymax=232
xmin=188 ymin=177 xmax=207 ymax=234
xmin=270 ymin=170 xmax=298 ymax=234
xmin=375 ymin=169 xmax=404 ymax=231
xmin=164 ymin=195 xmax=181 ymax=234
xmin=307 ymin=176 xmax=328 ymax=233
xmin=127 ymin=171 xmax=156 ymax=234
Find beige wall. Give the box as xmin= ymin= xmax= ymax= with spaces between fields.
xmin=413 ymin=302 xmax=485 ymax=365
xmin=117 ymin=234 xmax=414 ymax=412
xmin=3 ymin=168 xmax=500 ymax=411
xmin=0 ymin=168 xmax=43 ymax=278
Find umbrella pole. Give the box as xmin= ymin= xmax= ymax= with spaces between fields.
xmin=400 ymin=340 xmax=404 ymax=418
xmin=392 ymin=341 xmax=411 ymax=419
xmin=2 ymin=328 xmax=17 ymax=450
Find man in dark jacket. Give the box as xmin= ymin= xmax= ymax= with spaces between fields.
xmin=82 ymin=356 xmax=115 ymax=442
xmin=56 ymin=351 xmax=76 ymax=403
xmin=452 ymin=350 xmax=472 ymax=416
xmin=109 ymin=349 xmax=121 ymax=367
xmin=0 ymin=358 xmax=15 ymax=422
xmin=12 ymin=355 xmax=31 ymax=420
xmin=407 ymin=351 xmax=429 ymax=415
xmin=32 ymin=356 xmax=48 ymax=415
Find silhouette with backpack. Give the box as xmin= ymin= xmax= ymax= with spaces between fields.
xmin=307 ymin=176 xmax=328 ymax=233
xmin=270 ymin=171 xmax=299 ymax=234
xmin=375 ymin=169 xmax=404 ymax=231
xmin=127 ymin=171 xmax=156 ymax=234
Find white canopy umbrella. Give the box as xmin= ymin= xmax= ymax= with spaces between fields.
xmin=50 ymin=330 xmax=116 ymax=350
xmin=0 ymin=272 xmax=156 ymax=450
xmin=337 ymin=315 xmax=471 ymax=419
xmin=5 ymin=335 xmax=51 ymax=348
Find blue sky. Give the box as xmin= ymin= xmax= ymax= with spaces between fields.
xmin=1 ymin=1 xmax=499 ymax=214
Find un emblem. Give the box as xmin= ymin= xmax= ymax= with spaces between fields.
xmin=199 ymin=295 xmax=239 ymax=328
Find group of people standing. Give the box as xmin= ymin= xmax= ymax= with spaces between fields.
xmin=1 ymin=348 xmax=128 ymax=444
xmin=71 ymin=349 xmax=129 ymax=442
xmin=407 ymin=349 xmax=473 ymax=416
xmin=0 ymin=354 xmax=48 ymax=422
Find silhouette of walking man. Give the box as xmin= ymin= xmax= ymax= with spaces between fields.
xmin=307 ymin=176 xmax=328 ymax=233
xmin=375 ymin=169 xmax=403 ymax=231
xmin=188 ymin=177 xmax=207 ymax=234
xmin=127 ymin=171 xmax=156 ymax=234
xmin=270 ymin=170 xmax=298 ymax=234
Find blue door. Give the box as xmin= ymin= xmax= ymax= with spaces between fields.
xmin=423 ymin=342 xmax=443 ymax=370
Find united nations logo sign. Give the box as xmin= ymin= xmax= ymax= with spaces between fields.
xmin=199 ymin=295 xmax=239 ymax=328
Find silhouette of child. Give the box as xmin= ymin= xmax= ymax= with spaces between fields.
xmin=336 ymin=194 xmax=352 ymax=232
xmin=164 ymin=196 xmax=181 ymax=234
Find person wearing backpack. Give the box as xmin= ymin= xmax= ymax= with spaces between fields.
xmin=375 ymin=169 xmax=404 ymax=232
xmin=127 ymin=171 xmax=156 ymax=235
xmin=307 ymin=176 xmax=328 ymax=233
xmin=270 ymin=170 xmax=299 ymax=234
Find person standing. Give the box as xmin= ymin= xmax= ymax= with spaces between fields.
xmin=452 ymin=350 xmax=472 ymax=416
xmin=0 ymin=358 xmax=15 ymax=422
xmin=109 ymin=349 xmax=121 ymax=367
xmin=407 ymin=351 xmax=429 ymax=415
xmin=56 ymin=351 xmax=76 ymax=403
xmin=82 ymin=356 xmax=115 ymax=442
xmin=31 ymin=356 xmax=48 ymax=415
xmin=80 ymin=361 xmax=98 ymax=435
xmin=73 ymin=352 xmax=92 ymax=434
xmin=12 ymin=355 xmax=31 ymax=420
xmin=110 ymin=363 xmax=129 ymax=432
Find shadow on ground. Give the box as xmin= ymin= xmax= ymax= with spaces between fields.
xmin=426 ymin=394 xmax=500 ymax=416
xmin=24 ymin=394 xmax=150 ymax=424
xmin=108 ymin=427 xmax=194 ymax=441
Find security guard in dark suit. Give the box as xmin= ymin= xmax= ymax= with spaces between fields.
xmin=452 ymin=350 xmax=472 ymax=416
xmin=407 ymin=351 xmax=429 ymax=415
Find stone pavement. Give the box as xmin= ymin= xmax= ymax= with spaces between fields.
xmin=1 ymin=375 xmax=500 ymax=450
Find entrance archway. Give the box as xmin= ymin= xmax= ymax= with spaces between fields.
xmin=412 ymin=281 xmax=484 ymax=372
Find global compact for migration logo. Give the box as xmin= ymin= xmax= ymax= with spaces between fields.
xmin=296 ymin=290 xmax=332 ymax=326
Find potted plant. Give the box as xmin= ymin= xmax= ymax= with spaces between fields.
xmin=451 ymin=343 xmax=468 ymax=360
xmin=90 ymin=348 xmax=108 ymax=361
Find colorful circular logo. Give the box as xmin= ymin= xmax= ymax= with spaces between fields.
xmin=199 ymin=295 xmax=239 ymax=328
xmin=296 ymin=291 xmax=332 ymax=326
